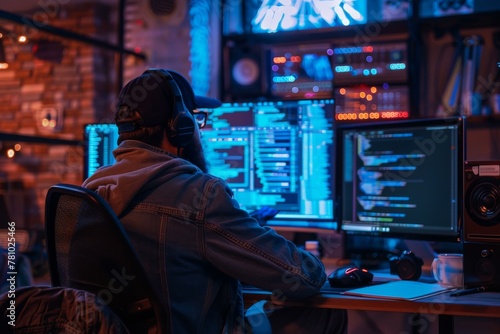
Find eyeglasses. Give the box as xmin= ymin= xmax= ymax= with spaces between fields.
xmin=193 ymin=110 xmax=208 ymax=129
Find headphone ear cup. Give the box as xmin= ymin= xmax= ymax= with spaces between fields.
xmin=146 ymin=68 xmax=195 ymax=148
xmin=168 ymin=110 xmax=195 ymax=147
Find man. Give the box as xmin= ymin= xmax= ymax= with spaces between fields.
xmin=83 ymin=68 xmax=346 ymax=333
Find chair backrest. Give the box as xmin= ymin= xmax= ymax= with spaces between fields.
xmin=45 ymin=183 xmax=169 ymax=333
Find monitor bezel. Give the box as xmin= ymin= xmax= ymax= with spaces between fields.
xmin=335 ymin=116 xmax=466 ymax=242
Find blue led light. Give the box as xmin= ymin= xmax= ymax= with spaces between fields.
xmin=273 ymin=75 xmax=296 ymax=83
xmin=389 ymin=63 xmax=407 ymax=70
xmin=252 ymin=0 xmax=367 ymax=33
xmin=189 ymin=0 xmax=211 ymax=96
xmin=334 ymin=46 xmax=363 ymax=54
xmin=335 ymin=65 xmax=353 ymax=73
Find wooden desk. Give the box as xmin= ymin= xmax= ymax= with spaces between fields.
xmin=243 ymin=284 xmax=500 ymax=333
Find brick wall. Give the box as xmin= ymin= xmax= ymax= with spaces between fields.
xmin=0 ymin=2 xmax=116 ymax=229
xmin=122 ymin=0 xmax=192 ymax=83
xmin=0 ymin=0 xmax=220 ymax=230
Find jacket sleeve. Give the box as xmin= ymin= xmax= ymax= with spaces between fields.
xmin=200 ymin=178 xmax=326 ymax=300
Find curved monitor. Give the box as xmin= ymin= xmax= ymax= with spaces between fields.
xmin=336 ymin=116 xmax=465 ymax=242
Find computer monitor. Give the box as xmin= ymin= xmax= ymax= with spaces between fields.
xmin=84 ymin=123 xmax=119 ymax=180
xmin=199 ymin=99 xmax=337 ymax=230
xmin=83 ymin=99 xmax=337 ymax=231
xmin=336 ymin=116 xmax=465 ymax=242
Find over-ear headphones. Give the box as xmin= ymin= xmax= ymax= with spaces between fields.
xmin=145 ymin=68 xmax=196 ymax=148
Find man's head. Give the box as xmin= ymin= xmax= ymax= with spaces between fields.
xmin=115 ymin=68 xmax=221 ymax=172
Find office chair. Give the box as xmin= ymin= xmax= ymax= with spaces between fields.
xmin=45 ymin=183 xmax=169 ymax=333
xmin=0 ymin=286 xmax=130 ymax=333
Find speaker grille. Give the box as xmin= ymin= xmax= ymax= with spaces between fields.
xmin=464 ymin=243 xmax=500 ymax=290
xmin=465 ymin=178 xmax=500 ymax=226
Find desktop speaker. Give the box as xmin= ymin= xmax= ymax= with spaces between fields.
xmin=463 ymin=161 xmax=500 ymax=291
xmin=226 ymin=43 xmax=265 ymax=100
xmin=463 ymin=161 xmax=500 ymax=243
xmin=463 ymin=242 xmax=500 ymax=291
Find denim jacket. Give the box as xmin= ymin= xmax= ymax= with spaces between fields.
xmin=83 ymin=140 xmax=326 ymax=334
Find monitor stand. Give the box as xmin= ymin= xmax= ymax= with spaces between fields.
xmin=403 ymin=240 xmax=438 ymax=283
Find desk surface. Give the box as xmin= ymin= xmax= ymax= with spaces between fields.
xmin=243 ymin=285 xmax=500 ymax=318
xmin=243 ymin=259 xmax=500 ymax=334
xmin=243 ymin=268 xmax=500 ymax=319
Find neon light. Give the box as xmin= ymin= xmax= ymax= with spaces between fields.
xmin=274 ymin=56 xmax=287 ymax=64
xmin=334 ymin=5 xmax=350 ymax=26
xmin=343 ymin=2 xmax=364 ymax=21
xmin=252 ymin=0 xmax=367 ymax=33
xmin=389 ymin=63 xmax=406 ymax=70
xmin=189 ymin=0 xmax=211 ymax=96
xmin=273 ymin=75 xmax=296 ymax=83
xmin=335 ymin=65 xmax=353 ymax=73
xmin=336 ymin=111 xmax=409 ymax=121
xmin=334 ymin=46 xmax=363 ymax=54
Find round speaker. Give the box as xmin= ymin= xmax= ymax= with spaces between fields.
xmin=232 ymin=58 xmax=260 ymax=86
xmin=475 ymin=258 xmax=496 ymax=282
xmin=465 ymin=177 xmax=500 ymax=226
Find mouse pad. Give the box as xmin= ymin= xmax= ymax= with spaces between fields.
xmin=241 ymin=281 xmax=389 ymax=294
xmin=320 ymin=280 xmax=388 ymax=294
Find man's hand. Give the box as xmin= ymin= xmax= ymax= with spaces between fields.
xmin=250 ymin=206 xmax=280 ymax=226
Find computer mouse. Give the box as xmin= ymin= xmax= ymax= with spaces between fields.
xmin=328 ymin=266 xmax=374 ymax=288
